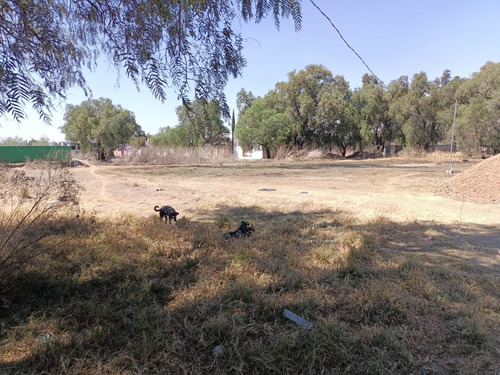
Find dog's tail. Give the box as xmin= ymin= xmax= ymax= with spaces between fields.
xmin=154 ymin=206 xmax=161 ymax=212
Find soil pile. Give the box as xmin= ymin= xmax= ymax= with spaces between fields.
xmin=434 ymin=154 xmax=500 ymax=204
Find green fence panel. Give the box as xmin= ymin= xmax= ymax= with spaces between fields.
xmin=0 ymin=146 xmax=72 ymax=163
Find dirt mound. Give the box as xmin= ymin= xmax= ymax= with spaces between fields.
xmin=434 ymin=154 xmax=500 ymax=204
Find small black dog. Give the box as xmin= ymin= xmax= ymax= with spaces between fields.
xmin=154 ymin=205 xmax=179 ymax=224
xmin=225 ymin=221 xmax=255 ymax=238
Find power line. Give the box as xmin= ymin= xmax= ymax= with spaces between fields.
xmin=309 ymin=0 xmax=389 ymax=90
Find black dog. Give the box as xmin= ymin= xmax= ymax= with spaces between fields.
xmin=154 ymin=205 xmax=179 ymax=224
xmin=225 ymin=221 xmax=255 ymax=238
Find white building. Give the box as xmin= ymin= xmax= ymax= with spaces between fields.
xmin=234 ymin=144 xmax=264 ymax=160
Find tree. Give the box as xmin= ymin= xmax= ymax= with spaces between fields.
xmin=30 ymin=137 xmax=51 ymax=146
xmin=236 ymin=89 xmax=257 ymax=112
xmin=317 ymin=76 xmax=360 ymax=156
xmin=0 ymin=136 xmax=53 ymax=145
xmin=61 ymin=98 xmax=140 ymax=160
xmin=175 ymin=100 xmax=229 ymax=147
xmin=234 ymin=88 xmax=256 ymax=151
xmin=389 ymin=72 xmax=445 ymax=151
xmin=231 ymin=110 xmax=236 ymax=154
xmin=1 ymin=0 xmax=302 ymax=123
xmin=235 ymin=91 xmax=291 ymax=158
xmin=276 ymin=64 xmax=335 ymax=147
xmin=0 ymin=136 xmax=28 ymax=146
xmin=456 ymin=62 xmax=500 ymax=154
xmin=151 ymin=126 xmax=181 ymax=147
xmin=352 ymin=74 xmax=394 ymax=154
xmin=152 ymin=99 xmax=228 ymax=147
xmin=386 ymin=75 xmax=410 ymax=147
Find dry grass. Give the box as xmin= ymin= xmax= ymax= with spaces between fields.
xmin=0 ymin=163 xmax=81 ymax=284
xmin=0 ymin=204 xmax=498 ymax=374
xmin=117 ymin=145 xmax=236 ymax=165
xmin=395 ymin=149 xmax=468 ymax=162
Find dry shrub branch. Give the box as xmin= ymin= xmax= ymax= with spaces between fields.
xmin=0 ymin=163 xmax=81 ymax=284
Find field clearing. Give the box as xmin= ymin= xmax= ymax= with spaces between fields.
xmin=73 ymin=158 xmax=499 ymax=222
xmin=72 ymin=158 xmax=500 ymax=246
xmin=2 ymin=157 xmax=500 ymax=374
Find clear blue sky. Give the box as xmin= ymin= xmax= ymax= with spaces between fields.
xmin=1 ymin=0 xmax=499 ymax=142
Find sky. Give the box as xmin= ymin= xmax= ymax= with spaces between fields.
xmin=1 ymin=0 xmax=500 ymax=142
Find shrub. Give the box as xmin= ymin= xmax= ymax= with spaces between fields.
xmin=0 ymin=163 xmax=81 ymax=285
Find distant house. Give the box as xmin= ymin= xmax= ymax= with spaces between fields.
xmin=114 ymin=144 xmax=134 ymax=158
xmin=235 ymin=144 xmax=264 ymax=160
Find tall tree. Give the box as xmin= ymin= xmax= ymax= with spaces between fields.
xmin=317 ymin=76 xmax=360 ymax=156
xmin=235 ymin=91 xmax=291 ymax=158
xmin=61 ymin=98 xmax=140 ymax=160
xmin=231 ymin=109 xmax=236 ymax=154
xmin=236 ymin=89 xmax=256 ymax=112
xmin=174 ymin=100 xmax=229 ymax=146
xmin=276 ymin=64 xmax=334 ymax=147
xmin=389 ymin=72 xmax=445 ymax=151
xmin=1 ymin=0 xmax=302 ymax=123
xmin=456 ymin=62 xmax=500 ymax=154
xmin=386 ymin=75 xmax=410 ymax=147
xmin=352 ymin=74 xmax=394 ymax=154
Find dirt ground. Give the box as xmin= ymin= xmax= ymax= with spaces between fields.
xmin=66 ymin=157 xmax=500 ymax=261
xmin=67 ymin=158 xmax=500 ymax=225
xmin=435 ymin=153 xmax=500 ymax=205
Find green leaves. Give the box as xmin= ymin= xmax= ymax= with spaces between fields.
xmin=152 ymin=99 xmax=229 ymax=147
xmin=1 ymin=0 xmax=302 ymax=123
xmin=234 ymin=62 xmax=499 ymax=156
xmin=236 ymin=95 xmax=291 ymax=155
xmin=61 ymin=98 xmax=140 ymax=160
xmin=456 ymin=62 xmax=500 ymax=154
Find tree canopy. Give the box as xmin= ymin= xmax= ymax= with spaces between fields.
xmin=61 ymin=98 xmax=141 ymax=160
xmin=456 ymin=62 xmax=500 ymax=154
xmin=352 ymin=74 xmax=397 ymax=153
xmin=234 ymin=62 xmax=500 ymax=156
xmin=235 ymin=91 xmax=290 ymax=158
xmin=151 ymin=99 xmax=229 ymax=147
xmin=0 ymin=0 xmax=302 ymax=123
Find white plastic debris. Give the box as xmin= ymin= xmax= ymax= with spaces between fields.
xmin=36 ymin=333 xmax=53 ymax=345
xmin=212 ymin=345 xmax=225 ymax=357
xmin=283 ymin=309 xmax=313 ymax=330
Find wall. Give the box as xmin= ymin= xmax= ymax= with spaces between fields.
xmin=235 ymin=145 xmax=264 ymax=160
xmin=0 ymin=146 xmax=72 ymax=163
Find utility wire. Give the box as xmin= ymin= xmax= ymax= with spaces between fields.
xmin=309 ymin=0 xmax=389 ymax=90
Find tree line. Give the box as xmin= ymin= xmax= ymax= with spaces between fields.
xmin=58 ymin=61 xmax=498 ymax=159
xmin=3 ymin=0 xmax=497 ymax=158
xmin=236 ymin=62 xmax=500 ymax=157
xmin=0 ymin=136 xmax=54 ymax=146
